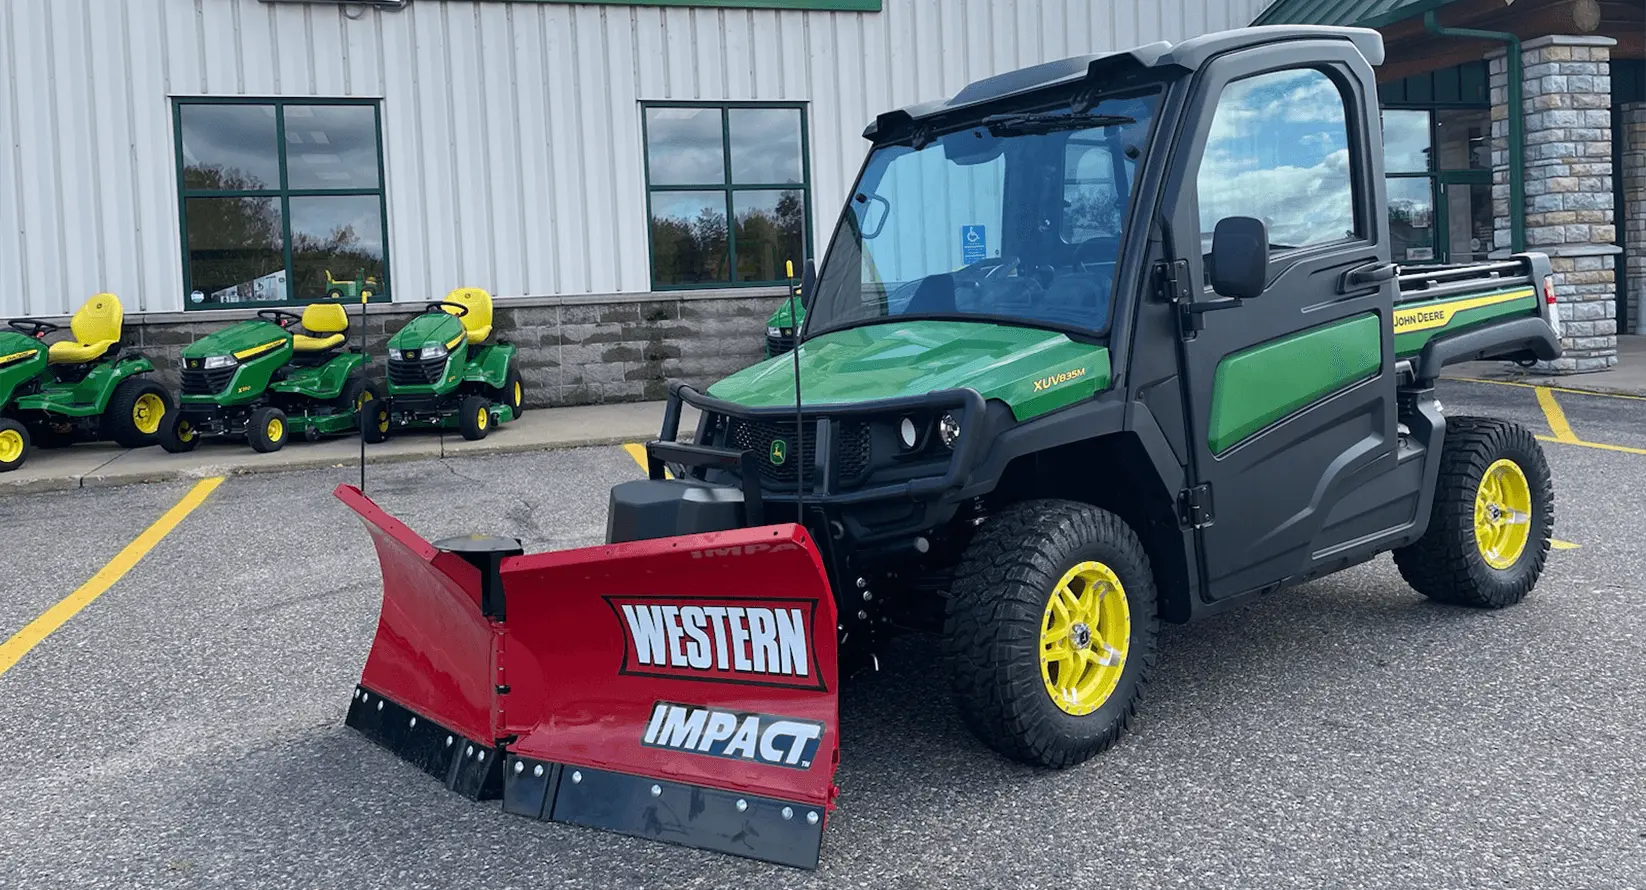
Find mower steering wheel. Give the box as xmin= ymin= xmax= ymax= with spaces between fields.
xmin=8 ymin=318 xmax=60 ymax=339
xmin=257 ymin=308 xmax=304 ymax=328
xmin=423 ymin=300 xmax=470 ymax=317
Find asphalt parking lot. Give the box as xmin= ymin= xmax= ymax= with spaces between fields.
xmin=2 ymin=378 xmax=1643 ymax=890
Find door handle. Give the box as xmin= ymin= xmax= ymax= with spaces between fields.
xmin=1344 ymin=261 xmax=1397 ymax=288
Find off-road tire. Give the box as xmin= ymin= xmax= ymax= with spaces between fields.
xmin=495 ymin=367 xmax=525 ymax=418
xmin=0 ymin=418 xmax=30 ymax=472
xmin=943 ymin=498 xmax=1160 ymax=769
xmin=159 ymin=413 xmax=201 ymax=454
xmin=248 ymin=407 xmax=288 ymax=454
xmin=1393 ymin=416 xmax=1553 ymax=608
xmin=104 ymin=378 xmax=173 ymax=449
xmin=459 ymin=395 xmax=491 ymax=441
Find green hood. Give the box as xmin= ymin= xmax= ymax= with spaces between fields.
xmin=388 ymin=312 xmax=467 ymax=352
xmin=709 ymin=320 xmax=1110 ymax=420
xmin=767 ymin=300 xmax=805 ymax=329
xmin=181 ymin=319 xmax=292 ymax=361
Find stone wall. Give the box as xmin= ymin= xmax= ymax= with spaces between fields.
xmin=119 ymin=291 xmax=791 ymax=408
xmin=1623 ymin=101 xmax=1646 ymax=336
xmin=1488 ymin=35 xmax=1622 ymax=372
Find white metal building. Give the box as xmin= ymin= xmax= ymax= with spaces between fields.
xmin=0 ymin=0 xmax=1271 ymax=320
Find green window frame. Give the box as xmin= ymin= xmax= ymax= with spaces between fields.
xmin=642 ymin=101 xmax=813 ymax=291
xmin=173 ymin=97 xmax=391 ymax=310
xmin=1380 ymin=104 xmax=1491 ymax=264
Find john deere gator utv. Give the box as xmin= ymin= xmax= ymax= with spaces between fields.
xmin=0 ymin=293 xmax=172 ymax=472
xmin=163 ymin=302 xmax=387 ymax=454
xmin=381 ymin=288 xmax=524 ymax=440
xmin=331 ymin=25 xmax=1563 ymax=870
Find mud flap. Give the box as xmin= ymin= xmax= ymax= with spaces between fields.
xmin=335 ymin=484 xmax=840 ymax=869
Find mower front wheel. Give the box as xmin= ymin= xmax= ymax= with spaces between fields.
xmin=248 ymin=407 xmax=289 ymax=453
xmin=159 ymin=413 xmax=201 ymax=454
xmin=943 ymin=498 xmax=1159 ymax=769
xmin=0 ymin=418 xmax=30 ymax=472
xmin=459 ymin=395 xmax=492 ymax=441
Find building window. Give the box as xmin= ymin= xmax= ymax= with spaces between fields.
xmin=1194 ymin=68 xmax=1359 ymax=253
xmin=1381 ymin=106 xmax=1491 ymax=263
xmin=643 ymin=103 xmax=811 ymax=289
xmin=175 ymin=99 xmax=390 ymax=308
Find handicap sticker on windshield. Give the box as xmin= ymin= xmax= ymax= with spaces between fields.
xmin=962 ymin=225 xmax=986 ymax=264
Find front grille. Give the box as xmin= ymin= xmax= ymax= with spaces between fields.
xmin=388 ymin=356 xmax=446 ymax=387
xmin=181 ymin=366 xmax=235 ymax=396
xmin=725 ymin=417 xmax=871 ymax=490
xmin=767 ymin=333 xmax=795 ymax=356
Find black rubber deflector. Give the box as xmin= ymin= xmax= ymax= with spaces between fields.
xmin=344 ymin=685 xmax=504 ymax=801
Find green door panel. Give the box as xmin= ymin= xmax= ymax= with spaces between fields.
xmin=1208 ymin=313 xmax=1383 ymax=454
xmin=1390 ymin=287 xmax=1538 ymax=357
xmin=707 ymin=320 xmax=1111 ymax=420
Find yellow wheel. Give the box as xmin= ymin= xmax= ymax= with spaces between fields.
xmin=945 ymin=499 xmax=1158 ymax=769
xmin=248 ymin=406 xmax=288 ymax=454
xmin=1039 ymin=562 xmax=1131 ymax=716
xmin=1395 ymin=417 xmax=1553 ymax=608
xmin=0 ymin=420 xmax=29 ymax=472
xmin=459 ymin=395 xmax=492 ymax=441
xmin=132 ymin=393 xmax=165 ymax=435
xmin=104 ymin=378 xmax=173 ymax=448
xmin=159 ymin=413 xmax=201 ymax=454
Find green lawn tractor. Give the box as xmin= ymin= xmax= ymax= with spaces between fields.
xmin=382 ymin=288 xmax=523 ymax=441
xmin=0 ymin=293 xmax=173 ymax=472
xmin=765 ymin=295 xmax=805 ymax=358
xmin=162 ymin=302 xmax=389 ymax=454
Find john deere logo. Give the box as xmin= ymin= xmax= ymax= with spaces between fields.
xmin=770 ymin=439 xmax=787 ymax=465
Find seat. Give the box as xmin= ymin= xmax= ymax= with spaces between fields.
xmin=291 ymin=302 xmax=349 ymax=353
xmin=441 ymin=287 xmax=494 ymax=344
xmin=47 ymin=293 xmax=123 ymax=364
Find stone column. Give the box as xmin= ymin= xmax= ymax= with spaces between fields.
xmin=1622 ymin=101 xmax=1646 ymax=336
xmin=1488 ymin=35 xmax=1620 ymax=372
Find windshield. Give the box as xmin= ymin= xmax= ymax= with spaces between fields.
xmin=806 ymin=91 xmax=1160 ymax=338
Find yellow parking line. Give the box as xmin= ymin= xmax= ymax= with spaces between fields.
xmin=1534 ymin=387 xmax=1579 ymax=443
xmin=622 ymin=442 xmax=671 ymax=478
xmin=1551 ymin=539 xmax=1580 ymax=550
xmin=1448 ymin=376 xmax=1646 ymax=402
xmin=0 ymin=477 xmax=224 ymax=679
xmin=1535 ymin=434 xmax=1646 ymax=456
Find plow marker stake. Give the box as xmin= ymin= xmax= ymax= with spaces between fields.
xmin=335 ymin=484 xmax=840 ymax=869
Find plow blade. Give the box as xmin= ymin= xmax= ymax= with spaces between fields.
xmin=336 ymin=484 xmax=841 ymax=870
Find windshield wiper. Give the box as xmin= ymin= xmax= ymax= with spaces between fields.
xmin=979 ymin=111 xmax=1136 ymax=135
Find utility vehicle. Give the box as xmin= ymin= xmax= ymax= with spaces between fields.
xmin=333 ymin=25 xmax=1561 ymax=870
xmin=0 ymin=293 xmax=172 ymax=472
xmin=164 ymin=302 xmax=387 ymax=454
xmin=381 ymin=288 xmax=524 ymax=441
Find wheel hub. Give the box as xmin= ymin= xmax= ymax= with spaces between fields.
xmin=1069 ymin=622 xmax=1092 ymax=650
xmin=1038 ymin=561 xmax=1131 ymax=717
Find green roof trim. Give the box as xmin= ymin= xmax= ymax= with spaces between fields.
xmin=1251 ymin=0 xmax=1457 ymax=29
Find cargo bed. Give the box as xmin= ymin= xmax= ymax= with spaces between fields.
xmin=1389 ymin=252 xmax=1560 ymax=380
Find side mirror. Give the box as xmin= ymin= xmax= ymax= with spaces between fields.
xmin=800 ymin=258 xmax=817 ymax=311
xmin=1209 ymin=216 xmax=1269 ymax=300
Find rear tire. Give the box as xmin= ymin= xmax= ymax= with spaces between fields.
xmin=459 ymin=395 xmax=491 ymax=441
xmin=0 ymin=418 xmax=30 ymax=472
xmin=1393 ymin=417 xmax=1553 ymax=608
xmin=495 ymin=367 xmax=525 ymax=419
xmin=104 ymin=378 xmax=173 ymax=449
xmin=943 ymin=499 xmax=1159 ymax=769
xmin=159 ymin=413 xmax=201 ymax=454
xmin=248 ymin=406 xmax=288 ymax=454
xmin=340 ymin=376 xmax=390 ymax=443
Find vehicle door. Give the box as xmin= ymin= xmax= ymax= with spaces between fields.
xmin=1161 ymin=40 xmax=1400 ymax=600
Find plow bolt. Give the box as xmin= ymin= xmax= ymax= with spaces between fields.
xmin=736 ymin=799 xmax=748 ymax=812
xmin=534 ymin=765 xmax=545 ymax=778
xmin=445 ymin=736 xmax=453 ymax=747
xmin=857 ymin=611 xmax=868 ymax=620
xmin=466 ymin=745 xmax=474 ymax=758
xmin=514 ymin=761 xmax=524 ymax=774
xmin=651 ymin=784 xmax=662 ymax=798
xmin=408 ymin=718 xmax=417 ymax=729
xmin=571 ymin=770 xmax=582 ymax=784
xmin=862 ymin=591 xmax=873 ymax=602
xmin=376 ymin=701 xmax=383 ymax=712
xmin=361 ymin=693 xmax=369 ymax=703
xmin=856 ymin=577 xmax=868 ymax=589
xmin=477 ymin=751 xmax=485 ymax=762
xmin=782 ymin=807 xmax=793 ymax=821
xmin=807 ymin=811 xmax=819 ymax=825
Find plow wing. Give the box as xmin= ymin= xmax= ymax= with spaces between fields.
xmin=336 ymin=484 xmax=840 ymax=869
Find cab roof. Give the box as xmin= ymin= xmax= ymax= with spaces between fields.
xmin=864 ymin=24 xmax=1383 ymax=141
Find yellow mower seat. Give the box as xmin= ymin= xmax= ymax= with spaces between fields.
xmin=47 ymin=293 xmax=123 ymax=364
xmin=292 ymin=302 xmax=349 ymax=352
xmin=442 ymin=288 xmax=494 ymax=344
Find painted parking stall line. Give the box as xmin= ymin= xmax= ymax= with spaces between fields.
xmin=0 ymin=477 xmax=225 ymax=678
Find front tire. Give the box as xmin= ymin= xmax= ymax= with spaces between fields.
xmin=943 ymin=499 xmax=1159 ymax=769
xmin=159 ymin=413 xmax=201 ymax=453
xmin=104 ymin=378 xmax=173 ymax=449
xmin=459 ymin=395 xmax=491 ymax=441
xmin=248 ymin=407 xmax=289 ymax=454
xmin=0 ymin=418 xmax=30 ymax=472
xmin=1393 ymin=417 xmax=1554 ymax=608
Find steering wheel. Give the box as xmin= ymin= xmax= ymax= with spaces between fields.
xmin=423 ymin=300 xmax=469 ymax=317
xmin=8 ymin=318 xmax=60 ymax=339
xmin=257 ymin=308 xmax=304 ymax=328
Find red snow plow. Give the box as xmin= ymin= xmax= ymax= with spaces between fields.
xmin=336 ymin=484 xmax=841 ymax=869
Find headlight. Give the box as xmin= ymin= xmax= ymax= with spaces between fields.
xmin=419 ymin=344 xmax=449 ymax=360
xmin=767 ymin=326 xmax=783 ymax=337
xmin=898 ymin=416 xmax=918 ymax=449
xmin=203 ymin=355 xmax=238 ymax=370
xmin=938 ymin=412 xmax=961 ymax=448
